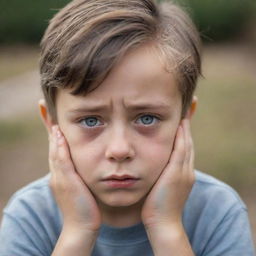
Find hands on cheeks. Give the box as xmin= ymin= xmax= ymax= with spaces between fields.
xmin=48 ymin=119 xmax=194 ymax=234
xmin=48 ymin=126 xmax=101 ymax=233
xmin=141 ymin=119 xmax=195 ymax=230
xmin=48 ymin=120 xmax=195 ymax=254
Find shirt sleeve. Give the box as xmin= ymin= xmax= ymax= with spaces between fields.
xmin=186 ymin=172 xmax=256 ymax=256
xmin=0 ymin=212 xmax=48 ymax=256
xmin=0 ymin=180 xmax=60 ymax=256
xmin=202 ymin=205 xmax=255 ymax=256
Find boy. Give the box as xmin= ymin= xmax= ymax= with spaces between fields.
xmin=0 ymin=0 xmax=255 ymax=255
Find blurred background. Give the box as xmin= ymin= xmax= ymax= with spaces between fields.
xmin=0 ymin=0 xmax=255 ymax=245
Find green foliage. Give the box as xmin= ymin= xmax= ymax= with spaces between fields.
xmin=1 ymin=0 xmax=255 ymax=43
xmin=0 ymin=0 xmax=70 ymax=44
xmin=172 ymin=0 xmax=255 ymax=41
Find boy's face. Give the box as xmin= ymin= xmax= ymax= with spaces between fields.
xmin=55 ymin=44 xmax=183 ymax=210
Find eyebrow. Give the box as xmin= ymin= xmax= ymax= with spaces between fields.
xmin=67 ymin=102 xmax=171 ymax=114
xmin=67 ymin=105 xmax=110 ymax=114
xmin=125 ymin=102 xmax=171 ymax=111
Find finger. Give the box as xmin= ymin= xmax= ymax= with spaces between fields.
xmin=182 ymin=119 xmax=193 ymax=170
xmin=49 ymin=125 xmax=57 ymax=154
xmin=55 ymin=127 xmax=92 ymax=197
xmin=189 ymin=146 xmax=195 ymax=178
xmin=182 ymin=119 xmax=195 ymax=183
xmin=49 ymin=125 xmax=58 ymax=173
xmin=169 ymin=123 xmax=186 ymax=169
xmin=54 ymin=126 xmax=75 ymax=173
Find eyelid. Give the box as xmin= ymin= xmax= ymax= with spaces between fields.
xmin=135 ymin=114 xmax=161 ymax=125
xmin=76 ymin=115 xmax=100 ymax=122
xmin=75 ymin=113 xmax=162 ymax=127
xmin=136 ymin=113 xmax=161 ymax=120
xmin=78 ymin=116 xmax=104 ymax=127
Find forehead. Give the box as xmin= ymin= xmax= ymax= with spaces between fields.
xmin=57 ymin=44 xmax=181 ymax=110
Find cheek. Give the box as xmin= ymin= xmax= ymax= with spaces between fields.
xmin=141 ymin=126 xmax=177 ymax=175
xmin=61 ymin=130 xmax=99 ymax=178
xmin=69 ymin=144 xmax=99 ymax=172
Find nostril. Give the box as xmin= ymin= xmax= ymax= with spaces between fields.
xmin=108 ymin=154 xmax=132 ymax=162
xmin=106 ymin=147 xmax=134 ymax=162
xmin=105 ymin=133 xmax=135 ymax=161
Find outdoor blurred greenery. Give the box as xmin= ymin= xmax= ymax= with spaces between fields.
xmin=1 ymin=45 xmax=255 ymax=192
xmin=176 ymin=0 xmax=256 ymax=40
xmin=1 ymin=0 xmax=255 ymax=43
xmin=0 ymin=0 xmax=255 ymax=243
xmin=0 ymin=0 xmax=70 ymax=43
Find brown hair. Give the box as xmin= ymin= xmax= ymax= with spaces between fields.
xmin=40 ymin=0 xmax=201 ymax=121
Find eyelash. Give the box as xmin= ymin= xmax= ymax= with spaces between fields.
xmin=79 ymin=116 xmax=104 ymax=128
xmin=78 ymin=114 xmax=160 ymax=128
xmin=135 ymin=114 xmax=160 ymax=126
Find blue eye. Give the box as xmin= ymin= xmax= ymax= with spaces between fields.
xmin=81 ymin=117 xmax=102 ymax=127
xmin=137 ymin=115 xmax=158 ymax=125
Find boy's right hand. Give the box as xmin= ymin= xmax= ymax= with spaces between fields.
xmin=49 ymin=125 xmax=101 ymax=234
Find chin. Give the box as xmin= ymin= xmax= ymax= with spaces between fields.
xmin=98 ymin=194 xmax=145 ymax=208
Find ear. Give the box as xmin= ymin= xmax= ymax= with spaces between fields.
xmin=185 ymin=95 xmax=198 ymax=120
xmin=38 ymin=99 xmax=55 ymax=134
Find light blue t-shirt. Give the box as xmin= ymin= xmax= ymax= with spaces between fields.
xmin=0 ymin=171 xmax=255 ymax=255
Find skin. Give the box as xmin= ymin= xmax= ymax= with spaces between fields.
xmin=40 ymin=44 xmax=197 ymax=255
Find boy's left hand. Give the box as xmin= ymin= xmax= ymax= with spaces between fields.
xmin=141 ymin=119 xmax=195 ymax=231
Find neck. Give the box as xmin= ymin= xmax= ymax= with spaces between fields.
xmin=98 ymin=200 xmax=144 ymax=227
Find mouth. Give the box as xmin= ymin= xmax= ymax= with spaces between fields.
xmin=101 ymin=174 xmax=140 ymax=188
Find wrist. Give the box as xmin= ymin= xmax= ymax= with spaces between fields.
xmin=144 ymin=217 xmax=183 ymax=233
xmin=52 ymin=225 xmax=99 ymax=256
xmin=145 ymin=222 xmax=194 ymax=256
xmin=145 ymin=221 xmax=184 ymax=241
xmin=62 ymin=223 xmax=99 ymax=240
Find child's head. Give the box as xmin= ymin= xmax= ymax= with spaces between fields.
xmin=39 ymin=0 xmax=201 ymax=212
xmin=40 ymin=0 xmax=201 ymax=122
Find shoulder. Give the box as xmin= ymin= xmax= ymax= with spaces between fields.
xmin=8 ymin=174 xmax=50 ymax=200
xmin=192 ymin=170 xmax=246 ymax=209
xmin=184 ymin=171 xmax=255 ymax=255
xmin=2 ymin=173 xmax=61 ymax=228
xmin=184 ymin=170 xmax=248 ymax=236
xmin=185 ymin=170 xmax=247 ymax=222
xmin=0 ymin=175 xmax=61 ymax=254
xmin=3 ymin=174 xmax=52 ymax=214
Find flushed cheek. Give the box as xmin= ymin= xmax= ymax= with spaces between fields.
xmin=145 ymin=142 xmax=172 ymax=172
xmin=70 ymin=146 xmax=99 ymax=174
xmin=140 ymin=132 xmax=176 ymax=175
xmin=63 ymin=135 xmax=100 ymax=181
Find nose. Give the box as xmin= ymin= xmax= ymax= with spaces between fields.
xmin=105 ymin=127 xmax=135 ymax=162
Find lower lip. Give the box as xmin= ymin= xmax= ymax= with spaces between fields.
xmin=103 ymin=179 xmax=138 ymax=188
